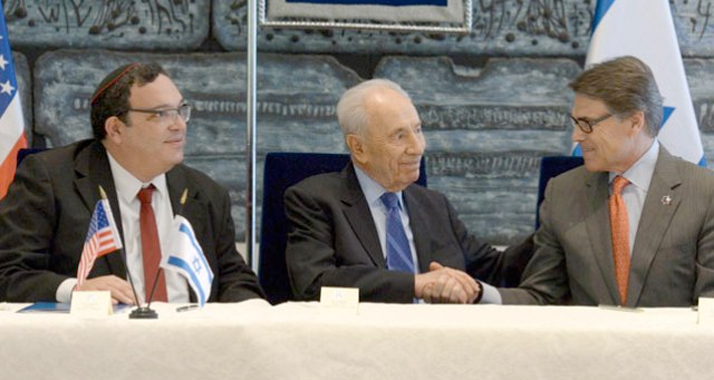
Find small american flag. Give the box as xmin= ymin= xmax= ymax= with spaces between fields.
xmin=77 ymin=198 xmax=123 ymax=285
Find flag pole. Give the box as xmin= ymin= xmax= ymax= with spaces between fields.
xmin=246 ymin=0 xmax=258 ymax=273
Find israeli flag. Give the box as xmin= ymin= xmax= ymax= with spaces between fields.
xmin=576 ymin=0 xmax=705 ymax=166
xmin=162 ymin=215 xmax=214 ymax=306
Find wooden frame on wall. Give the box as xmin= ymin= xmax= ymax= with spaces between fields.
xmin=259 ymin=0 xmax=473 ymax=34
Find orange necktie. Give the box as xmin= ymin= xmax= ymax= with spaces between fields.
xmin=137 ymin=185 xmax=168 ymax=303
xmin=609 ymin=176 xmax=631 ymax=305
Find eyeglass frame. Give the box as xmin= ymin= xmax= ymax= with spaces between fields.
xmin=122 ymin=104 xmax=192 ymax=124
xmin=570 ymin=113 xmax=613 ymax=134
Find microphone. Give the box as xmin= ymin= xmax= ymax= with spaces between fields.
xmin=92 ymin=185 xmax=157 ymax=319
xmin=128 ymin=187 xmax=188 ymax=319
xmin=144 ymin=267 xmax=165 ymax=309
xmin=127 ymin=257 xmax=158 ymax=319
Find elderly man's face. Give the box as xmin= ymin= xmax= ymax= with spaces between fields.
xmin=571 ymin=94 xmax=642 ymax=174
xmin=357 ymin=89 xmax=426 ymax=192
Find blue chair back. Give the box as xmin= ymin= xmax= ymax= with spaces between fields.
xmin=536 ymin=156 xmax=584 ymax=230
xmin=17 ymin=148 xmax=45 ymax=167
xmin=259 ymin=152 xmax=427 ymax=304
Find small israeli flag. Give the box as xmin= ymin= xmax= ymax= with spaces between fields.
xmin=162 ymin=215 xmax=214 ymax=306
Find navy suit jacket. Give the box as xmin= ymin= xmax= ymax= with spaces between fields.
xmin=285 ymin=163 xmax=533 ymax=303
xmin=0 ymin=140 xmax=265 ymax=302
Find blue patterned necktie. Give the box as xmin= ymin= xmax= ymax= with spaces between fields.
xmin=381 ymin=192 xmax=415 ymax=273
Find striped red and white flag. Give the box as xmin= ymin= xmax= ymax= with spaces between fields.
xmin=0 ymin=9 xmax=27 ymax=199
xmin=77 ymin=199 xmax=123 ymax=285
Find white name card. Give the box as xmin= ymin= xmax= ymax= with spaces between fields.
xmin=71 ymin=291 xmax=113 ymax=318
xmin=697 ymin=297 xmax=714 ymax=326
xmin=320 ymin=287 xmax=359 ymax=314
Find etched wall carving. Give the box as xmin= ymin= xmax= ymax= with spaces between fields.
xmin=214 ymin=0 xmax=714 ymax=56
xmin=5 ymin=0 xmax=207 ymax=50
xmin=13 ymin=52 xmax=31 ymax=142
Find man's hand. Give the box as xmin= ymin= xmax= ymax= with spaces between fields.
xmin=414 ymin=262 xmax=480 ymax=304
xmin=75 ymin=275 xmax=136 ymax=305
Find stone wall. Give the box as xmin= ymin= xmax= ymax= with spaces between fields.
xmin=9 ymin=0 xmax=714 ymax=246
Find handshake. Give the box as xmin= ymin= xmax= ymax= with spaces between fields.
xmin=415 ymin=262 xmax=482 ymax=304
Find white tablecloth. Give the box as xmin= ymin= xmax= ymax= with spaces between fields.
xmin=0 ymin=301 xmax=709 ymax=380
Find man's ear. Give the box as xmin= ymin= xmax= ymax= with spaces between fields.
xmin=346 ymin=134 xmax=367 ymax=165
xmin=104 ymin=116 xmax=124 ymax=143
xmin=629 ymin=111 xmax=646 ymax=136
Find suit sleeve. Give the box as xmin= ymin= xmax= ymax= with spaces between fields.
xmin=0 ymin=155 xmax=68 ymax=301
xmin=695 ymin=180 xmax=714 ymax=300
xmin=284 ymin=185 xmax=414 ymax=303
xmin=211 ymin=186 xmax=266 ymax=302
xmin=440 ymin=195 xmax=533 ymax=288
xmin=498 ymin=179 xmax=571 ymax=304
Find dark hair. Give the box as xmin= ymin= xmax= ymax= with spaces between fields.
xmin=569 ymin=56 xmax=663 ymax=137
xmin=90 ymin=62 xmax=168 ymax=140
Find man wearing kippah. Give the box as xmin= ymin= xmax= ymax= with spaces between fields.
xmin=0 ymin=63 xmax=265 ymax=304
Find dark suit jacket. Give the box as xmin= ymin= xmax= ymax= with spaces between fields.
xmin=0 ymin=139 xmax=265 ymax=302
xmin=500 ymin=147 xmax=714 ymax=307
xmin=285 ymin=163 xmax=533 ymax=303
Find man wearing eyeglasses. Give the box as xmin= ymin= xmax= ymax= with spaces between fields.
xmin=497 ymin=56 xmax=714 ymax=307
xmin=0 ymin=63 xmax=266 ymax=304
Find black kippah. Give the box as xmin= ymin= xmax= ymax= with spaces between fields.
xmin=90 ymin=63 xmax=139 ymax=104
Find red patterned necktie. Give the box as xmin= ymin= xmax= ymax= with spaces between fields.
xmin=137 ymin=185 xmax=168 ymax=303
xmin=609 ymin=176 xmax=631 ymax=305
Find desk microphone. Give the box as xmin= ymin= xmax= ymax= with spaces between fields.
xmin=127 ymin=255 xmax=159 ymax=319
xmin=130 ymin=187 xmax=188 ymax=319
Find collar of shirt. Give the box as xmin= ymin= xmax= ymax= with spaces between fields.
xmin=353 ymin=165 xmax=405 ymax=211
xmin=106 ymin=151 xmax=169 ymax=202
xmin=609 ymin=139 xmax=659 ymax=192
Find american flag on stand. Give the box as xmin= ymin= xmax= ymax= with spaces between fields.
xmin=0 ymin=8 xmax=27 ymax=199
xmin=77 ymin=199 xmax=123 ymax=285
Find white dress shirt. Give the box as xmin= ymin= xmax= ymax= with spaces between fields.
xmin=609 ymin=139 xmax=659 ymax=255
xmin=56 ymin=152 xmax=189 ymax=303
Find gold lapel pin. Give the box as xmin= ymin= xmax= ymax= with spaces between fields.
xmin=661 ymin=195 xmax=672 ymax=205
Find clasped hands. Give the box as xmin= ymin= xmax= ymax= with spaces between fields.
xmin=415 ymin=262 xmax=481 ymax=304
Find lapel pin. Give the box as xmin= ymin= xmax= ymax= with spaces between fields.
xmin=661 ymin=195 xmax=672 ymax=205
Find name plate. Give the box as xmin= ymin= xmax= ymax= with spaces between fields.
xmin=320 ymin=287 xmax=359 ymax=314
xmin=697 ymin=297 xmax=714 ymax=326
xmin=71 ymin=291 xmax=113 ymax=318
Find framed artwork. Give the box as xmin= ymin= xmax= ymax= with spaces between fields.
xmin=259 ymin=0 xmax=473 ymax=33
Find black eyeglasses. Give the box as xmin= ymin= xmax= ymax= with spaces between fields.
xmin=570 ymin=113 xmax=612 ymax=134
xmin=124 ymin=104 xmax=191 ymax=125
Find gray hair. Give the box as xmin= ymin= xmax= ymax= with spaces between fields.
xmin=336 ymin=78 xmax=412 ymax=137
xmin=569 ymin=56 xmax=663 ymax=137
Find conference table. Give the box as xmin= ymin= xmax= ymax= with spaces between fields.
xmin=0 ymin=300 xmax=710 ymax=380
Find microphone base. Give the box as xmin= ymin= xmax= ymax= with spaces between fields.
xmin=129 ymin=306 xmax=158 ymax=319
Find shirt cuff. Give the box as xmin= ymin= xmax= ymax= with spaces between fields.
xmin=478 ymin=282 xmax=503 ymax=304
xmin=56 ymin=278 xmax=78 ymax=303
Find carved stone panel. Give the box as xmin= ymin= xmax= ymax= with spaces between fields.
xmin=4 ymin=0 xmax=208 ymax=50
xmin=215 ymin=1 xmax=714 ymax=57
xmin=685 ymin=59 xmax=714 ymax=165
xmin=13 ymin=51 xmax=31 ymax=143
xmin=215 ymin=0 xmax=594 ymax=55
xmin=34 ymin=49 xmax=361 ymax=239
xmin=375 ymin=56 xmax=581 ymax=244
